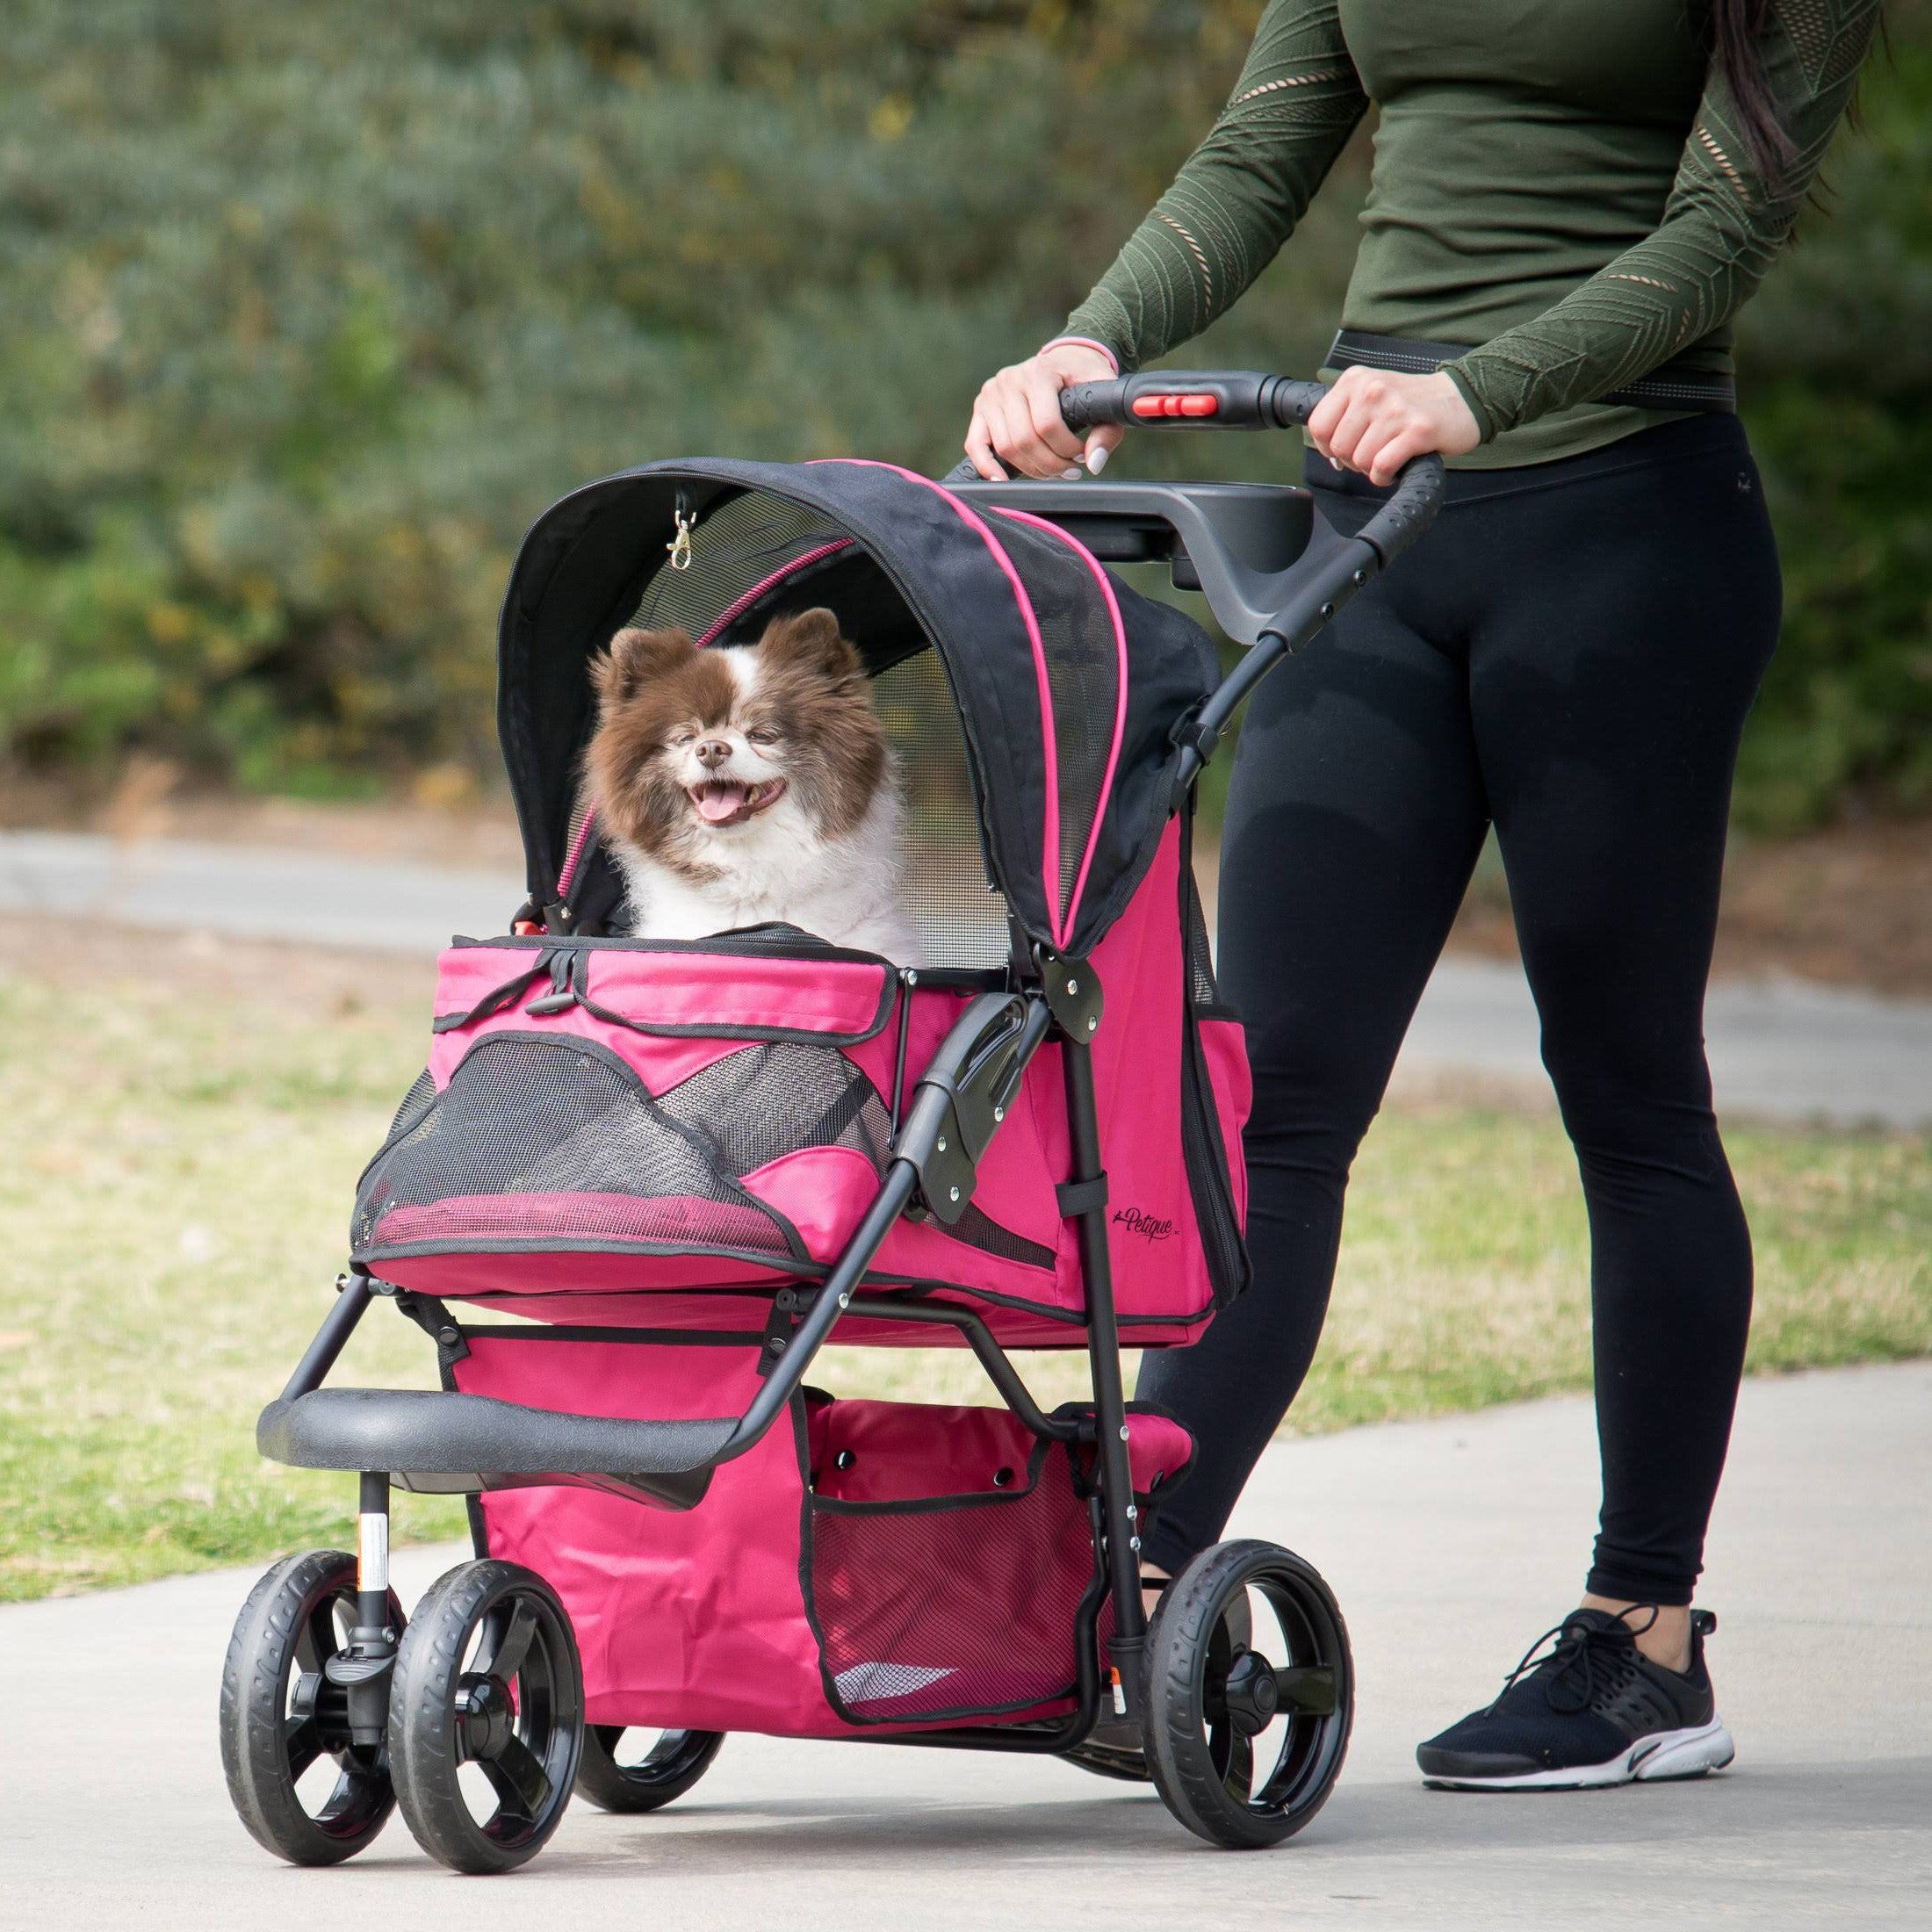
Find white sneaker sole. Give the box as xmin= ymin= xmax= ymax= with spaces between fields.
xmin=1424 ymin=1716 xmax=1736 ymax=1791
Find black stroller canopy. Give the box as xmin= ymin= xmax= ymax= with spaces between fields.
xmin=498 ymin=458 xmax=1220 ymax=959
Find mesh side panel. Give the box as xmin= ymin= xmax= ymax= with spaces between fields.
xmin=352 ymin=1035 xmax=824 ymax=1261
xmin=871 ymin=649 xmax=1012 ymax=971
xmin=987 ymin=515 xmax=1120 ymax=934
xmin=809 ymin=1451 xmax=1095 ymax=1721
xmin=657 ymin=1042 xmax=892 ymax=1176
xmin=945 ymin=1202 xmax=1055 ymax=1272
xmin=1185 ymin=866 xmax=1221 ymax=1009
xmin=630 ymin=494 xmax=847 ymax=638
xmin=385 ymin=1068 xmax=437 ymax=1146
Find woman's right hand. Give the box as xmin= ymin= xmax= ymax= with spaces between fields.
xmin=964 ymin=342 xmax=1125 ymax=481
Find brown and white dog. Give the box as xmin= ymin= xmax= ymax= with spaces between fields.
xmin=584 ymin=608 xmax=920 ymax=962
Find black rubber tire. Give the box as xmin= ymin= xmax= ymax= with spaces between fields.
xmin=219 ymin=1549 xmax=404 ymax=1866
xmin=387 ymin=1559 xmax=585 ymax=1874
xmin=1141 ymin=1539 xmax=1354 ymax=1850
xmin=574 ymin=1726 xmax=724 ymax=1813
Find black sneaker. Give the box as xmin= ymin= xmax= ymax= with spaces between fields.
xmin=1417 ymin=1608 xmax=1734 ymax=1791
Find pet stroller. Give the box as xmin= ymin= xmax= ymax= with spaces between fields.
xmin=219 ymin=372 xmax=1442 ymax=1870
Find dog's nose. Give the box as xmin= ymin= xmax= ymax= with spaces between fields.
xmin=695 ymin=737 xmax=732 ymax=768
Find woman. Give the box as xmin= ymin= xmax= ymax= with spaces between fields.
xmin=966 ymin=0 xmax=1876 ymax=1789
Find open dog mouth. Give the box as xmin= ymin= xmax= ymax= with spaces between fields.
xmin=687 ymin=777 xmax=787 ymax=827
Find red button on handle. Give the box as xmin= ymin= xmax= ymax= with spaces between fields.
xmin=1131 ymin=392 xmax=1221 ymax=419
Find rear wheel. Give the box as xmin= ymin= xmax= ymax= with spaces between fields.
xmin=219 ymin=1549 xmax=404 ymax=1866
xmin=574 ymin=1726 xmax=724 ymax=1813
xmin=1141 ymin=1539 xmax=1353 ymax=1849
xmin=388 ymin=1560 xmax=584 ymax=1873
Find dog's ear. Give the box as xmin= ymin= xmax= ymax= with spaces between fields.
xmin=758 ymin=607 xmax=861 ymax=681
xmin=594 ymin=626 xmax=695 ymax=706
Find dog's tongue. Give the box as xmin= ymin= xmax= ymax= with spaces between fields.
xmin=696 ymin=782 xmax=746 ymax=824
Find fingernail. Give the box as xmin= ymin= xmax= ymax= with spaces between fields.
xmin=1085 ymin=444 xmax=1110 ymax=475
xmin=1061 ymin=466 xmax=1082 ymax=480
xmin=1328 ymin=456 xmax=1344 ymax=471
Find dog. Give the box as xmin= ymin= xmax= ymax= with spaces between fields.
xmin=584 ymin=607 xmax=921 ymax=963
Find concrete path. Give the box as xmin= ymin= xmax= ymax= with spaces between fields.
xmin=6 ymin=827 xmax=1931 ymax=1128
xmin=3 ymin=1361 xmax=1925 ymax=1928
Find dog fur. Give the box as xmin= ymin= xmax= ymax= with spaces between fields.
xmin=584 ymin=608 xmax=921 ymax=963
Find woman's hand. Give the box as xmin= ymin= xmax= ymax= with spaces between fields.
xmin=965 ymin=342 xmax=1125 ymax=481
xmin=1308 ymin=368 xmax=1481 ymax=486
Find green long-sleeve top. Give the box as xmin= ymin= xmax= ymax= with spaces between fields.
xmin=1063 ymin=0 xmax=1878 ymax=465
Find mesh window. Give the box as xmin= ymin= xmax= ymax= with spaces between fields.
xmin=1185 ymin=864 xmax=1221 ymax=1010
xmin=657 ymin=1042 xmax=891 ymax=1176
xmin=871 ymin=647 xmax=1012 ymax=971
xmin=630 ymin=494 xmax=849 ymax=640
xmin=809 ymin=1449 xmax=1095 ymax=1722
xmin=351 ymin=1035 xmax=898 ymax=1265
xmin=984 ymin=515 xmax=1121 ymax=935
xmin=568 ymin=488 xmax=1013 ymax=970
xmin=948 ymin=1203 xmax=1055 ymax=1272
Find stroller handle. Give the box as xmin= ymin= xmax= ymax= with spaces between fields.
xmin=1056 ymin=370 xmax=1445 ymax=571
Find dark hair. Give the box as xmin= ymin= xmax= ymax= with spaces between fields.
xmin=1705 ymin=0 xmax=1796 ymax=185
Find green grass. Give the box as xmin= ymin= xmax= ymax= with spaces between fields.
xmin=4 ymin=961 xmax=1927 ymax=1603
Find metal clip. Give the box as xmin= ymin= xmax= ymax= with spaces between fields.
xmin=667 ymin=507 xmax=696 ymax=572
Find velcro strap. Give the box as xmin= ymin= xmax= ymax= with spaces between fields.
xmin=1056 ymin=1174 xmax=1109 ymax=1219
xmin=1328 ymin=328 xmax=1737 ymax=415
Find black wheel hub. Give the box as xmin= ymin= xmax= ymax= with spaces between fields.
xmin=457 ymin=1673 xmax=515 ymax=1761
xmin=1138 ymin=1539 xmax=1355 ymax=1849
xmin=1221 ymin=1649 xmax=1280 ymax=1736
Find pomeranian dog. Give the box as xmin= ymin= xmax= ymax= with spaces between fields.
xmin=584 ymin=607 xmax=921 ymax=963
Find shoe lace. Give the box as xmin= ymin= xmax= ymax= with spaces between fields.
xmin=1485 ymin=1607 xmax=1661 ymax=1717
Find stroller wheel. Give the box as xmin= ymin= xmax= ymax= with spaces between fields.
xmin=219 ymin=1549 xmax=404 ymax=1866
xmin=575 ymin=1726 xmax=724 ymax=1813
xmin=388 ymin=1560 xmax=585 ymax=1873
xmin=1141 ymin=1539 xmax=1353 ymax=1850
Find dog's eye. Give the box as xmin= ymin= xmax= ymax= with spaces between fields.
xmin=670 ymin=728 xmax=696 ymax=746
xmin=746 ymin=725 xmax=781 ymax=746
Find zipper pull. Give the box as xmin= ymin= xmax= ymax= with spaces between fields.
xmin=668 ymin=488 xmax=696 ymax=572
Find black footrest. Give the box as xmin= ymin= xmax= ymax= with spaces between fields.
xmin=257 ymin=1389 xmax=737 ymax=1511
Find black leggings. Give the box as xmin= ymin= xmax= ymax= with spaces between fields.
xmin=1140 ymin=415 xmax=1781 ymax=1607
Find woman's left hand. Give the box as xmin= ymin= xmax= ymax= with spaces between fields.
xmin=1307 ymin=368 xmax=1481 ymax=485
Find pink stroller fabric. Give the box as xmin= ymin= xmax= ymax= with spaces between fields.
xmin=456 ymin=1328 xmax=1194 ymax=1735
xmin=354 ymin=819 xmax=1248 ymax=1347
xmin=339 ymin=460 xmax=1254 ymax=1744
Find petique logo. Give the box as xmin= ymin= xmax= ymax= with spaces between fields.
xmin=1113 ymin=1206 xmax=1174 ymax=1243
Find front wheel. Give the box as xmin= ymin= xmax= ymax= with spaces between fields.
xmin=574 ymin=1726 xmax=724 ymax=1813
xmin=219 ymin=1549 xmax=404 ymax=1866
xmin=387 ymin=1560 xmax=584 ymax=1873
xmin=1141 ymin=1539 xmax=1353 ymax=1849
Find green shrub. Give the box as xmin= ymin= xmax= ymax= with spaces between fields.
xmin=0 ymin=0 xmax=1924 ymax=828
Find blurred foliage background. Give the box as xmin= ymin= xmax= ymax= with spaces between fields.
xmin=1 ymin=0 xmax=1926 ymax=827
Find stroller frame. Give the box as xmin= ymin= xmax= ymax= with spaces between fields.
xmin=230 ymin=372 xmax=1444 ymax=1863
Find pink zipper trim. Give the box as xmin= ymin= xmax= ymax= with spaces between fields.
xmin=990 ymin=507 xmax=1128 ymax=941
xmin=812 ymin=459 xmax=1065 ymax=948
xmin=556 ymin=804 xmax=599 ymax=901
xmin=695 ymin=538 xmax=854 ymax=649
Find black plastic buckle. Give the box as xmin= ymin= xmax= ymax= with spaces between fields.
xmin=526 ymin=948 xmax=580 ymax=1015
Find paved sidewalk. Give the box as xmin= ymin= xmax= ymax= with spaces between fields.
xmin=5 ymin=829 xmax=1931 ymax=1127
xmin=3 ymin=1362 xmax=1925 ymax=1929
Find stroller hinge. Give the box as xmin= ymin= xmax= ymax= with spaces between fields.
xmin=1032 ymin=948 xmax=1103 ymax=1042
xmin=898 ymin=991 xmax=1052 ymax=1223
xmin=755 ymin=1287 xmax=805 ymax=1378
